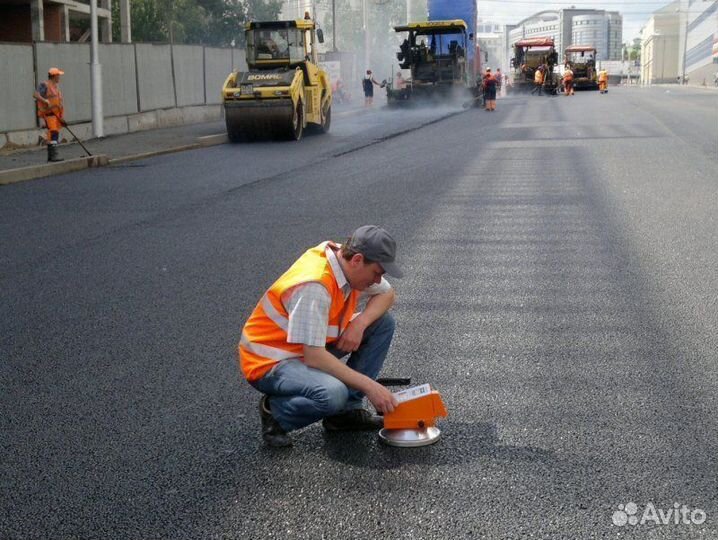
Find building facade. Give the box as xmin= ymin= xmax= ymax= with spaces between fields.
xmin=679 ymin=0 xmax=718 ymax=84
xmin=571 ymin=12 xmax=622 ymax=60
xmin=640 ymin=1 xmax=681 ymax=84
xmin=507 ymin=10 xmax=561 ymax=50
xmin=0 ymin=0 xmax=128 ymax=43
xmin=476 ymin=19 xmax=506 ymax=71
xmin=506 ymin=8 xmax=623 ymax=65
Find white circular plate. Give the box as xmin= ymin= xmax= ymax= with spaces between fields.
xmin=378 ymin=427 xmax=442 ymax=447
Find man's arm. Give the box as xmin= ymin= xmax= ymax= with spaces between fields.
xmin=33 ymin=83 xmax=49 ymax=105
xmin=335 ymin=289 xmax=394 ymax=352
xmin=303 ymin=345 xmax=398 ymax=413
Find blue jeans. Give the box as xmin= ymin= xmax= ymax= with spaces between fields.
xmin=250 ymin=313 xmax=395 ymax=432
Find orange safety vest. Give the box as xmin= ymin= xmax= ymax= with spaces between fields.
xmin=37 ymin=80 xmax=63 ymax=119
xmin=238 ymin=241 xmax=360 ymax=382
xmin=598 ymin=71 xmax=608 ymax=82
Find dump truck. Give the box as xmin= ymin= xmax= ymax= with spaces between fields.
xmin=510 ymin=37 xmax=560 ymax=94
xmin=564 ymin=45 xmax=599 ymax=90
xmin=221 ymin=19 xmax=331 ymax=142
xmin=386 ymin=20 xmax=477 ymax=105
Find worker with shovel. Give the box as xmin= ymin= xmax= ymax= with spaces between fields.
xmin=237 ymin=225 xmax=403 ymax=447
xmin=33 ymin=67 xmax=66 ymax=162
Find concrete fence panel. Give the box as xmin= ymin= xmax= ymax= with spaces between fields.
xmin=35 ymin=42 xmax=92 ymax=123
xmin=172 ymin=45 xmax=205 ymax=107
xmin=204 ymin=47 xmax=233 ymax=104
xmin=99 ymin=43 xmax=138 ymax=117
xmin=0 ymin=43 xmax=36 ymax=132
xmin=135 ymin=43 xmax=175 ymax=111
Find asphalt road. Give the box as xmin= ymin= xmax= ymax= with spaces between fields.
xmin=2 ymin=86 xmax=717 ymax=539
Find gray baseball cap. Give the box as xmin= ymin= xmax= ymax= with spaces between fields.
xmin=347 ymin=225 xmax=404 ymax=278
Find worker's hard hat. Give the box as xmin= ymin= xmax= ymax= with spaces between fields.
xmin=48 ymin=67 xmax=64 ymax=76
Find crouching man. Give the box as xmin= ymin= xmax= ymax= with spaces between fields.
xmin=237 ymin=225 xmax=403 ymax=447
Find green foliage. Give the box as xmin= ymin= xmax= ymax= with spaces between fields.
xmin=322 ymin=0 xmax=409 ymax=70
xmin=622 ymin=41 xmax=641 ymax=62
xmin=113 ymin=0 xmax=282 ymax=46
xmin=321 ymin=0 xmax=362 ymax=52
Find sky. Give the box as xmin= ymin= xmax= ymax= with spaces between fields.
xmin=477 ymin=0 xmax=674 ymax=42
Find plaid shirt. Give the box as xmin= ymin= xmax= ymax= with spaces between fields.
xmin=281 ymin=247 xmax=391 ymax=347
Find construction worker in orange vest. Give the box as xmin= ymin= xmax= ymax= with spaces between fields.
xmin=531 ymin=66 xmax=545 ymax=95
xmin=563 ymin=66 xmax=575 ymax=96
xmin=598 ymin=68 xmax=609 ymax=93
xmin=33 ymin=67 xmax=65 ymax=162
xmin=237 ymin=225 xmax=403 ymax=447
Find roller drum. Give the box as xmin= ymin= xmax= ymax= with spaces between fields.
xmin=225 ymin=100 xmax=301 ymax=142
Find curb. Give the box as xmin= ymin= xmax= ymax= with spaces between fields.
xmin=108 ymin=143 xmax=203 ymax=165
xmin=0 ymin=155 xmax=109 ymax=186
xmin=108 ymin=134 xmax=230 ymax=165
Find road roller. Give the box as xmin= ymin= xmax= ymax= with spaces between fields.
xmin=222 ymin=18 xmax=332 ymax=142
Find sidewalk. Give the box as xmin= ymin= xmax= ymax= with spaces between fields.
xmin=0 ymin=102 xmax=364 ymax=185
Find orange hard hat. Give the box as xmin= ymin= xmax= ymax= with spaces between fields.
xmin=48 ymin=67 xmax=64 ymax=76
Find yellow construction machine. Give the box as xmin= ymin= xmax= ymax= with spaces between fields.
xmin=222 ymin=19 xmax=331 ymax=141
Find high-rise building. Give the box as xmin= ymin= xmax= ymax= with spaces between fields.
xmin=506 ymin=8 xmax=623 ymax=63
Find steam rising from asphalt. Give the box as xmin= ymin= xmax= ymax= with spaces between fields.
xmin=329 ymin=99 xmax=466 ymax=139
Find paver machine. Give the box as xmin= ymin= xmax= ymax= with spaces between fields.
xmin=510 ymin=37 xmax=560 ymax=94
xmin=564 ymin=45 xmax=599 ymax=90
xmin=386 ymin=20 xmax=478 ymax=106
xmin=222 ymin=19 xmax=331 ymax=142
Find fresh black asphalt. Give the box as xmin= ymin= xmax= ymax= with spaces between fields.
xmin=1 ymin=86 xmax=717 ymax=539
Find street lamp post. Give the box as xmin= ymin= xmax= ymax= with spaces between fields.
xmin=681 ymin=7 xmax=688 ymax=84
xmin=332 ymin=0 xmax=337 ymax=52
xmin=363 ymin=0 xmax=369 ymax=69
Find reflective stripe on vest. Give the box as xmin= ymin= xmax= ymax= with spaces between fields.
xmin=237 ymin=242 xmax=359 ymax=382
xmin=240 ymin=332 xmax=298 ymax=362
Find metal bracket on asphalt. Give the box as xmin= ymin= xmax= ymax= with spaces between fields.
xmin=0 ymin=155 xmax=109 ymax=186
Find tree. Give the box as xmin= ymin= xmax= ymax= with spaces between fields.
xmin=112 ymin=0 xmax=282 ymax=46
xmin=321 ymin=0 xmax=363 ymax=53
xmin=623 ymin=40 xmax=641 ymax=62
xmin=322 ymin=0 xmax=408 ymax=72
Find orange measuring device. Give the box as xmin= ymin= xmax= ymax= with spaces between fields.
xmin=383 ymin=387 xmax=448 ymax=430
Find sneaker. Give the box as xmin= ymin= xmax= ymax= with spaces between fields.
xmin=259 ymin=395 xmax=292 ymax=447
xmin=322 ymin=408 xmax=384 ymax=432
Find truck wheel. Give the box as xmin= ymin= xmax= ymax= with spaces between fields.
xmin=290 ymin=101 xmax=303 ymax=141
xmin=319 ymin=105 xmax=331 ymax=133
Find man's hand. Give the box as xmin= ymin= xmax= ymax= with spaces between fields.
xmin=335 ymin=318 xmax=366 ymax=352
xmin=364 ymin=380 xmax=398 ymax=414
